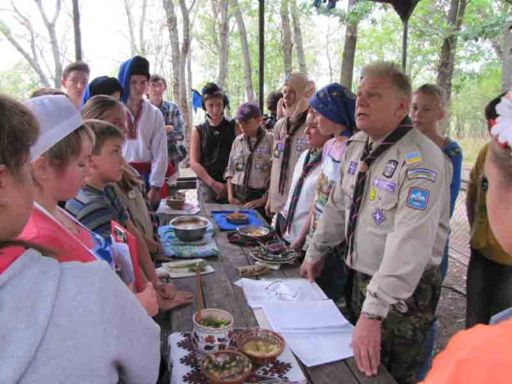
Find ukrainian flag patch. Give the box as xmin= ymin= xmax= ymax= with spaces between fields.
xmin=405 ymin=151 xmax=422 ymax=165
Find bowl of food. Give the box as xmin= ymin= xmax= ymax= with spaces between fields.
xmin=201 ymin=350 xmax=252 ymax=384
xmin=265 ymin=240 xmax=288 ymax=255
xmin=193 ymin=308 xmax=234 ymax=354
xmin=170 ymin=215 xmax=209 ymax=242
xmin=166 ymin=194 xmax=185 ymax=210
xmin=235 ymin=328 xmax=285 ymax=365
xmin=237 ymin=225 xmax=270 ymax=239
xmin=226 ymin=212 xmax=249 ymax=225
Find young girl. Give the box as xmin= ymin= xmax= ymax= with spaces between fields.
xmin=0 ymin=94 xmax=160 ymax=383
xmin=225 ymin=103 xmax=274 ymax=212
xmin=190 ymin=82 xmax=238 ymax=205
xmin=18 ymin=95 xmax=159 ymax=316
xmin=266 ymin=73 xmax=315 ymax=217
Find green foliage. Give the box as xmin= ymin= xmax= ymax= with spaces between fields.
xmin=0 ymin=62 xmax=40 ymax=98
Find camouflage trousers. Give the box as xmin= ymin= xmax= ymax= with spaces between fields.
xmin=348 ymin=267 xmax=441 ymax=384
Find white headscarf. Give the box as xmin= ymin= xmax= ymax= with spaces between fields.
xmin=280 ymin=72 xmax=315 ymax=122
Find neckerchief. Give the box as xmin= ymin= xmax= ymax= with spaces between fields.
xmin=346 ymin=117 xmax=413 ymax=263
xmin=284 ymin=148 xmax=323 ymax=233
xmin=278 ymin=110 xmax=308 ymax=195
xmin=126 ymin=99 xmax=144 ymax=139
xmin=242 ymin=128 xmax=266 ymax=198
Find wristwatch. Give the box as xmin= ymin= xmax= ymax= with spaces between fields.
xmin=362 ymin=311 xmax=384 ymax=322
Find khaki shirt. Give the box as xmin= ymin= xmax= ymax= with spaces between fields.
xmin=268 ymin=117 xmax=309 ymax=213
xmin=224 ymin=132 xmax=274 ymax=190
xmin=305 ymin=128 xmax=451 ymax=318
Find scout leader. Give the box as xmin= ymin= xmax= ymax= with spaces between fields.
xmin=225 ymin=103 xmax=274 ymax=215
xmin=301 ymin=62 xmax=451 ymax=384
xmin=265 ymin=73 xmax=315 ymax=217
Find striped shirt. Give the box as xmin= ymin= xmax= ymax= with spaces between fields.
xmin=65 ymin=184 xmax=129 ymax=240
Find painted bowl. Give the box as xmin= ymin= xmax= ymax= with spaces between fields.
xmin=192 ymin=308 xmax=234 ymax=354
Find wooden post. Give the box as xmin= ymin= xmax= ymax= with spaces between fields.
xmin=258 ymin=0 xmax=265 ymax=111
xmin=72 ymin=0 xmax=82 ymax=61
xmin=402 ymin=19 xmax=408 ymax=71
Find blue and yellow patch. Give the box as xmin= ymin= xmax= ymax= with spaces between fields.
xmin=406 ymin=187 xmax=430 ymax=210
xmin=405 ymin=151 xmax=422 ymax=165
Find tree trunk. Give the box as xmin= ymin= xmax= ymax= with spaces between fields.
xmin=289 ymin=0 xmax=306 ymax=75
xmin=34 ymin=0 xmax=63 ymax=87
xmin=123 ymin=0 xmax=137 ymax=56
xmin=436 ymin=0 xmax=467 ymax=103
xmin=502 ymin=21 xmax=512 ymax=92
xmin=178 ymin=0 xmax=193 ymax=163
xmin=163 ymin=0 xmax=181 ymax=101
xmin=139 ymin=0 xmax=148 ymax=56
xmin=340 ymin=0 xmax=358 ymax=90
xmin=216 ymin=0 xmax=230 ymax=89
xmin=231 ymin=0 xmax=255 ymax=102
xmin=72 ymin=0 xmax=82 ymax=60
xmin=280 ymin=0 xmax=293 ymax=77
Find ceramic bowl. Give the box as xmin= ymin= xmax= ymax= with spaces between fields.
xmin=201 ymin=350 xmax=252 ymax=384
xmin=235 ymin=328 xmax=285 ymax=365
xmin=192 ymin=308 xmax=234 ymax=354
xmin=166 ymin=195 xmax=185 ymax=210
xmin=225 ymin=212 xmax=249 ymax=225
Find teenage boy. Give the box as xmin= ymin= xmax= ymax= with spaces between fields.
xmin=147 ymin=74 xmax=186 ymax=190
xmin=117 ymin=56 xmax=168 ymax=207
xmin=65 ymin=123 xmax=192 ymax=311
xmin=61 ymin=61 xmax=90 ymax=109
xmin=225 ymin=103 xmax=274 ymax=211
xmin=411 ymin=84 xmax=463 ymax=380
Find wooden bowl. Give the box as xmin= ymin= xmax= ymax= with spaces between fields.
xmin=226 ymin=212 xmax=249 ymax=225
xmin=166 ymin=195 xmax=185 ymax=210
xmin=201 ymin=350 xmax=252 ymax=384
xmin=235 ymin=328 xmax=285 ymax=365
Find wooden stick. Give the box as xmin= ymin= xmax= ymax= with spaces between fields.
xmin=195 ymin=264 xmax=203 ymax=322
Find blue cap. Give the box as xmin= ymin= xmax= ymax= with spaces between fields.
xmin=309 ymin=83 xmax=356 ymax=136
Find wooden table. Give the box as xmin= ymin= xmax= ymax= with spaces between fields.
xmin=159 ymin=203 xmax=396 ymax=384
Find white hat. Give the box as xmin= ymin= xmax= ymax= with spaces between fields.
xmin=25 ymin=95 xmax=83 ymax=159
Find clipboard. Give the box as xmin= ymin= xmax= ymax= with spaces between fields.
xmin=111 ymin=220 xmax=145 ymax=292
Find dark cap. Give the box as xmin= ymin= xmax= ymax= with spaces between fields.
xmin=89 ymin=76 xmax=123 ymax=97
xmin=236 ymin=102 xmax=261 ymax=122
xmin=129 ymin=56 xmax=150 ymax=80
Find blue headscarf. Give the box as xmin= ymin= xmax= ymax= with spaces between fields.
xmin=309 ymin=83 xmax=356 ymax=137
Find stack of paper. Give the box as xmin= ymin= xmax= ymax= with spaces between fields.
xmin=235 ymin=277 xmax=354 ymax=367
xmin=261 ymin=300 xmax=354 ymax=367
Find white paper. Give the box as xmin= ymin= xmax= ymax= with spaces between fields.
xmin=156 ymin=200 xmax=200 ymax=216
xmin=236 ymin=278 xmax=327 ymax=308
xmin=255 ymin=303 xmax=354 ymax=368
xmin=262 ymin=300 xmax=350 ymax=331
xmin=282 ymin=328 xmax=354 ymax=367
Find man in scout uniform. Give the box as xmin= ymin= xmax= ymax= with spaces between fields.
xmin=301 ymin=62 xmax=451 ymax=384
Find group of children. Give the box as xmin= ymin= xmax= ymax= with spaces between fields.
xmin=1 ymin=52 xmax=512 ymax=383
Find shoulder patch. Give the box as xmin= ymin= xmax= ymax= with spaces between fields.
xmin=406 ymin=187 xmax=430 ymax=210
xmin=405 ymin=151 xmax=422 ymax=165
xmin=406 ymin=168 xmax=437 ymax=182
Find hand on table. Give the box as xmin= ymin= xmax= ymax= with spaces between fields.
xmin=136 ymin=282 xmax=159 ymax=317
xmin=299 ymin=258 xmax=324 ymax=282
xmin=228 ymin=196 xmax=242 ymax=205
xmin=155 ymin=283 xmax=194 ymax=311
xmin=244 ymin=197 xmax=266 ymax=209
xmin=352 ymin=314 xmax=382 ymax=376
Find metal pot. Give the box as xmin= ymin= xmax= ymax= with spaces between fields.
xmin=170 ymin=215 xmax=209 ymax=242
